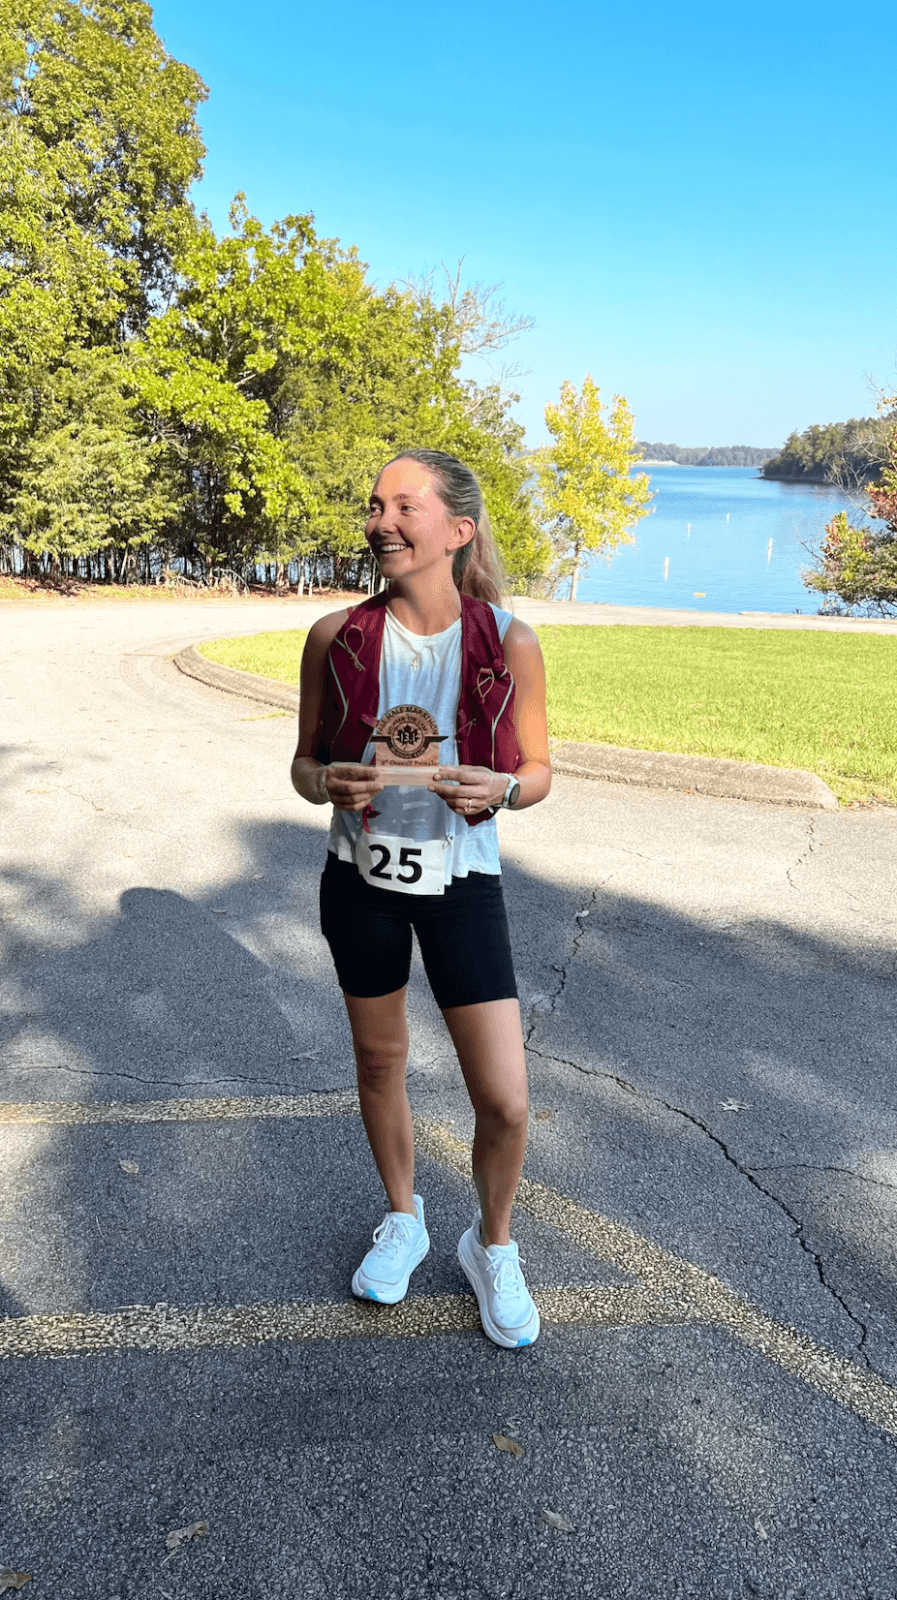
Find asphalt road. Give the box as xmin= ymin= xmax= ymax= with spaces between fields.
xmin=2 ymin=598 xmax=897 ymax=1600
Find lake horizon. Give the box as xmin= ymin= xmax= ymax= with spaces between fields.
xmin=572 ymin=466 xmax=878 ymax=616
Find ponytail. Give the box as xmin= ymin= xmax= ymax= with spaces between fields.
xmin=451 ymin=504 xmax=510 ymax=605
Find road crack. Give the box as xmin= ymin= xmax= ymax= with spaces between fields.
xmin=525 ymin=1041 xmax=870 ymax=1359
xmin=786 ymin=815 xmax=819 ymax=891
xmin=756 ymin=1162 xmax=897 ymax=1193
xmin=523 ymin=885 xmax=605 ymax=1043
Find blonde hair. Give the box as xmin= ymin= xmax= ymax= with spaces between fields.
xmin=383 ymin=449 xmax=510 ymax=605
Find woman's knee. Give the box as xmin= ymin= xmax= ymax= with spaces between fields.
xmin=344 ymin=988 xmax=409 ymax=1085
xmin=475 ymin=1082 xmax=529 ymax=1133
xmin=354 ymin=1044 xmax=407 ymax=1094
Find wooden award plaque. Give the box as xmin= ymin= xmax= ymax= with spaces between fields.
xmin=369 ymin=705 xmax=447 ymax=785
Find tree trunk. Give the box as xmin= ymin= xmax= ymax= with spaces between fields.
xmin=569 ymin=548 xmax=581 ymax=603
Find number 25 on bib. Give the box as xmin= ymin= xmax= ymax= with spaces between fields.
xmin=355 ymin=833 xmax=447 ymax=896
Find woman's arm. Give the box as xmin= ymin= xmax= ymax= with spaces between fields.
xmin=290 ymin=609 xmax=385 ymax=813
xmin=501 ymin=617 xmax=551 ymax=811
xmin=427 ymin=618 xmax=551 ymax=815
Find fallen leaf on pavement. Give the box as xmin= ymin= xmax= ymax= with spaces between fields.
xmin=533 ymin=1109 xmax=554 ymax=1121
xmin=118 ymin=1160 xmax=139 ymax=1175
xmin=165 ymin=1522 xmax=209 ymax=1552
xmin=0 ymin=1573 xmax=32 ymax=1593
xmin=541 ymin=1510 xmax=575 ymax=1533
xmin=492 ymin=1433 xmax=524 ymax=1458
xmin=754 ymin=1517 xmax=768 ymax=1541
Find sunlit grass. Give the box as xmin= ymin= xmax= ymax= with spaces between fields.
xmin=199 ymin=625 xmax=897 ymax=805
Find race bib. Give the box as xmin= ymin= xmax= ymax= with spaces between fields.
xmin=355 ymin=832 xmax=447 ymax=896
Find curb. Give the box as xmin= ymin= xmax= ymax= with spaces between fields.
xmin=174 ymin=644 xmax=300 ymax=714
xmin=548 ymin=740 xmax=839 ymax=811
xmin=174 ymin=645 xmax=840 ymax=812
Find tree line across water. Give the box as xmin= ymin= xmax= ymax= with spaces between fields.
xmin=761 ymin=416 xmax=895 ymax=488
xmin=635 ymin=444 xmax=777 ymax=468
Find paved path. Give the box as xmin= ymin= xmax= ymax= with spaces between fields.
xmin=2 ymin=601 xmax=897 ymax=1599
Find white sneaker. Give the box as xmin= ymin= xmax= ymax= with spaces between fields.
xmin=351 ymin=1195 xmax=430 ymax=1304
xmin=458 ymin=1211 xmax=540 ymax=1348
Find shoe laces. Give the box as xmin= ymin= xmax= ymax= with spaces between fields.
xmin=485 ymin=1247 xmax=527 ymax=1303
xmin=371 ymin=1212 xmax=416 ymax=1261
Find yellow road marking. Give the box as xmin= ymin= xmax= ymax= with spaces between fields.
xmin=0 ymin=1092 xmax=358 ymax=1125
xmin=2 ymin=1094 xmax=896 ymax=1439
xmin=415 ymin=1119 xmax=897 ymax=1440
xmin=0 ymin=1287 xmax=682 ymax=1361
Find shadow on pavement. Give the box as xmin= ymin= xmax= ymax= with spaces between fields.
xmin=1 ymin=821 xmax=896 ymax=1598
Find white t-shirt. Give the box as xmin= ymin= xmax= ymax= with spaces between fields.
xmin=327 ymin=602 xmax=515 ymax=885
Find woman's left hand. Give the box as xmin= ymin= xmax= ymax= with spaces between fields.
xmin=427 ymin=765 xmax=506 ymax=817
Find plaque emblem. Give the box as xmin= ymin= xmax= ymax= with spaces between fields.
xmin=369 ymin=705 xmax=447 ymax=784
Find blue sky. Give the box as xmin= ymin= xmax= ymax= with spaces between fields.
xmin=151 ymin=0 xmax=895 ymax=450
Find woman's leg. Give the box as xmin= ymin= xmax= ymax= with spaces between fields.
xmin=440 ymin=998 xmax=529 ymax=1247
xmin=343 ymin=986 xmax=416 ymax=1216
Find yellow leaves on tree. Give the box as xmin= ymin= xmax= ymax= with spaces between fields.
xmin=536 ymin=376 xmax=653 ymax=602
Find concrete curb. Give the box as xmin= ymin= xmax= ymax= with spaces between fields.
xmin=174 ymin=644 xmax=840 ymax=812
xmin=174 ymin=644 xmax=300 ymax=714
xmin=548 ymin=739 xmax=839 ymax=811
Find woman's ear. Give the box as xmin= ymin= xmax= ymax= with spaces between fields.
xmin=453 ymin=517 xmax=476 ymax=549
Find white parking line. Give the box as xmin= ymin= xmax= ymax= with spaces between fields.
xmin=2 ymin=1094 xmax=896 ymax=1439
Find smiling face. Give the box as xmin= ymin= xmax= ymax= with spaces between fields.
xmin=365 ymin=458 xmax=475 ymax=579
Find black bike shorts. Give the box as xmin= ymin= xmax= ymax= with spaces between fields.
xmin=319 ymin=851 xmax=518 ymax=1009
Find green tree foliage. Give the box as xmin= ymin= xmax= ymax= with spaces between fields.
xmin=803 ymin=403 xmax=897 ymax=615
xmin=2 ymin=0 xmax=206 ymax=333
xmin=0 ymin=5 xmax=551 ymax=592
xmin=535 ymin=377 xmax=653 ymax=601
xmin=0 ymin=0 xmax=207 ymax=552
xmin=3 ymin=348 xmax=180 ymax=575
xmin=762 ymin=416 xmax=891 ymax=487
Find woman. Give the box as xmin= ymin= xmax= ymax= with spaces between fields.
xmin=291 ymin=449 xmax=551 ymax=1348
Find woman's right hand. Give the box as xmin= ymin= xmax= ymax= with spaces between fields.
xmin=323 ymin=762 xmax=385 ymax=812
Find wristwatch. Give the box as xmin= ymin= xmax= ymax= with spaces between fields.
xmin=502 ymin=774 xmax=521 ymax=808
xmin=487 ymin=774 xmax=521 ymax=816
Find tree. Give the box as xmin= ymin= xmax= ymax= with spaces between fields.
xmin=0 ymin=0 xmax=207 ymax=562
xmin=803 ymin=400 xmax=897 ymax=616
xmin=2 ymin=0 xmax=207 ymax=335
xmin=2 ymin=347 xmax=180 ymax=578
xmin=534 ymin=376 xmax=653 ymax=601
xmin=762 ymin=416 xmax=890 ymax=486
xmin=278 ymin=255 xmax=551 ymax=595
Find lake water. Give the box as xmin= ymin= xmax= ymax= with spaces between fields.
xmin=573 ymin=466 xmax=872 ymax=615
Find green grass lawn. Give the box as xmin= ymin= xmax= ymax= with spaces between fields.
xmin=199 ymin=625 xmax=897 ymax=805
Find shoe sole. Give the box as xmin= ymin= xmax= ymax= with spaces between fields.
xmin=351 ymin=1235 xmax=430 ymax=1305
xmin=457 ymin=1229 xmax=540 ymax=1349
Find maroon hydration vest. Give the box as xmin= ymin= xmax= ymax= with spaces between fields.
xmin=313 ymin=590 xmax=524 ymax=830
